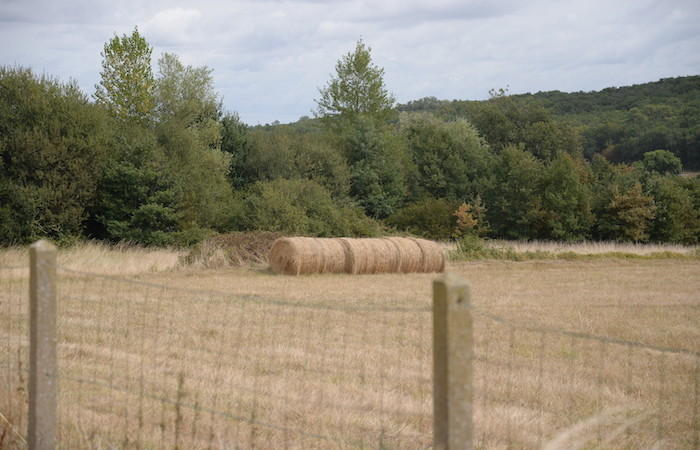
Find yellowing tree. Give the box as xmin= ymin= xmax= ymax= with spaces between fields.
xmin=94 ymin=27 xmax=155 ymax=124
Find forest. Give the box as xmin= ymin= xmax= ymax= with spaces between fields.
xmin=1 ymin=29 xmax=699 ymax=247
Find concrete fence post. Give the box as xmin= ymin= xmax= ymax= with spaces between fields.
xmin=433 ymin=272 xmax=473 ymax=450
xmin=29 ymin=239 xmax=58 ymax=450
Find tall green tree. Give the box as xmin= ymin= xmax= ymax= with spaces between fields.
xmin=484 ymin=145 xmax=545 ymax=239
xmin=345 ymin=117 xmax=406 ymax=218
xmin=400 ymin=113 xmax=492 ymax=202
xmin=314 ymin=39 xmax=396 ymax=132
xmin=154 ymin=53 xmax=233 ymax=232
xmin=94 ymin=27 xmax=155 ymax=124
xmin=0 ymin=67 xmax=109 ymax=244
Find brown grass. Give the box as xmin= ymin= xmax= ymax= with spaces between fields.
xmin=2 ymin=247 xmax=699 ymax=448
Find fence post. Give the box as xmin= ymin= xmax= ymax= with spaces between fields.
xmin=29 ymin=239 xmax=58 ymax=450
xmin=433 ymin=272 xmax=473 ymax=450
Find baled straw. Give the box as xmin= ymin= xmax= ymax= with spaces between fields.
xmin=269 ymin=237 xmax=346 ymax=275
xmin=270 ymin=237 xmax=445 ymax=275
xmin=409 ymin=237 xmax=446 ymax=273
xmin=384 ymin=237 xmax=423 ymax=273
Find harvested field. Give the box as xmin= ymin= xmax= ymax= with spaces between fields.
xmin=2 ymin=245 xmax=699 ymax=448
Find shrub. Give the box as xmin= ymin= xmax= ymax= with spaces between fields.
xmin=235 ymin=178 xmax=381 ymax=237
xmin=385 ymin=198 xmax=458 ymax=240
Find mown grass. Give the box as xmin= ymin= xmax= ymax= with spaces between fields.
xmin=2 ymin=238 xmax=699 ymax=447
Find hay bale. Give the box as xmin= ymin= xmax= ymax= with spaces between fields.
xmin=384 ymin=237 xmax=423 ymax=273
xmin=339 ymin=238 xmax=375 ymax=274
xmin=270 ymin=236 xmax=445 ymax=275
xmin=269 ymin=237 xmax=345 ymax=275
xmin=409 ymin=237 xmax=446 ymax=273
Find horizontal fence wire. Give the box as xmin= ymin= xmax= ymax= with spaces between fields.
xmin=0 ymin=265 xmax=30 ymax=448
xmin=471 ymin=305 xmax=700 ymax=449
xmin=4 ymin=262 xmax=700 ymax=449
xmin=51 ymin=266 xmax=434 ymax=448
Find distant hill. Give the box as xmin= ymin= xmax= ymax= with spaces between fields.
xmin=398 ymin=75 xmax=700 ymax=169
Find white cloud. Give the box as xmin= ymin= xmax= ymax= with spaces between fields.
xmin=142 ymin=7 xmax=204 ymax=46
xmin=0 ymin=0 xmax=698 ymax=124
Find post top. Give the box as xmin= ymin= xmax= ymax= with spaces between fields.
xmin=30 ymin=239 xmax=57 ymax=252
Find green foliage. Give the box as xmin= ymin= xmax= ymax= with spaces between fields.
xmin=94 ymin=27 xmax=155 ymax=124
xmin=87 ymin=125 xmax=184 ymax=246
xmin=483 ymin=145 xmax=545 ymax=239
xmin=598 ymin=182 xmax=657 ymax=242
xmin=0 ymin=67 xmax=109 ymax=244
xmin=522 ymin=76 xmax=700 ymax=169
xmin=314 ymin=39 xmax=396 ymax=132
xmin=646 ymin=175 xmax=700 ymax=244
xmin=537 ymin=154 xmax=593 ymax=240
xmin=459 ymin=90 xmax=581 ymax=160
xmin=385 ymin=198 xmax=459 ymax=240
xmin=400 ymin=113 xmax=492 ymax=201
xmin=345 ymin=117 xmax=406 ymax=218
xmin=154 ymin=53 xmax=235 ymax=232
xmin=221 ymin=112 xmax=252 ymax=189
xmin=237 ymin=127 xmax=351 ymax=198
xmin=235 ymin=178 xmax=380 ymax=237
xmin=641 ymin=150 xmax=683 ymax=175
xmin=155 ymin=53 xmax=220 ymax=127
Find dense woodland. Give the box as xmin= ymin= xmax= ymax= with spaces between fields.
xmin=1 ymin=29 xmax=699 ymax=247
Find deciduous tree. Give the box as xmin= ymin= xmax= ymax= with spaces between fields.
xmin=94 ymin=27 xmax=155 ymax=124
xmin=314 ymin=39 xmax=396 ymax=132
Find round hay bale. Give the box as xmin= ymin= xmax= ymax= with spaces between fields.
xmin=339 ymin=238 xmax=374 ymax=274
xmin=372 ymin=238 xmax=401 ymax=273
xmin=384 ymin=237 xmax=423 ymax=273
xmin=316 ymin=238 xmax=347 ymax=274
xmin=269 ymin=237 xmax=346 ymax=275
xmin=409 ymin=237 xmax=446 ymax=272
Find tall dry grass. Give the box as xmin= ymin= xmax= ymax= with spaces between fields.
xmin=0 ymin=241 xmax=185 ymax=278
xmin=499 ymin=239 xmax=699 ymax=256
xmin=2 ymin=244 xmax=699 ymax=447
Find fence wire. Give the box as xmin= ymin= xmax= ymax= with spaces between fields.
xmin=471 ymin=305 xmax=700 ymax=449
xmin=2 ymin=262 xmax=700 ymax=449
xmin=2 ymin=264 xmax=434 ymax=449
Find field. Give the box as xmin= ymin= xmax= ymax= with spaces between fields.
xmin=2 ymin=242 xmax=699 ymax=448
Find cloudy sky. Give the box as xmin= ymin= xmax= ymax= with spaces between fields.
xmin=2 ymin=0 xmax=699 ymax=125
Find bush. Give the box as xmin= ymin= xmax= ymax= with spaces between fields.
xmin=385 ymin=198 xmax=459 ymax=240
xmin=235 ymin=178 xmax=381 ymax=237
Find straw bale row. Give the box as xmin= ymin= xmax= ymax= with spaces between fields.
xmin=269 ymin=237 xmax=445 ymax=275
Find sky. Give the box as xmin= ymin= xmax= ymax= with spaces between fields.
xmin=1 ymin=0 xmax=699 ymax=125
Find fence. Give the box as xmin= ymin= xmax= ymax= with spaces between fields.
xmin=2 ymin=240 xmax=699 ymax=448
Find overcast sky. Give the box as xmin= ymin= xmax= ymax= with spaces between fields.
xmin=2 ymin=0 xmax=699 ymax=125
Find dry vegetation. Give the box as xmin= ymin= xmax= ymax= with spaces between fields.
xmin=1 ymin=241 xmax=699 ymax=448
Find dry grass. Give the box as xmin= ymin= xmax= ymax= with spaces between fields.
xmin=0 ymin=241 xmax=185 ymax=278
xmin=490 ymin=239 xmax=699 ymax=256
xmin=2 ymin=245 xmax=699 ymax=448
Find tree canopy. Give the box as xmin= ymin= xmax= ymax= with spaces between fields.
xmin=94 ymin=27 xmax=155 ymax=124
xmin=314 ymin=39 xmax=396 ymax=132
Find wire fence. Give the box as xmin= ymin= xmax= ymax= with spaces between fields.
xmin=2 ymin=262 xmax=434 ymax=448
xmin=2 ymin=254 xmax=700 ymax=448
xmin=471 ymin=306 xmax=700 ymax=449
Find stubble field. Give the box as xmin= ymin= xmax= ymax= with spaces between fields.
xmin=1 ymin=243 xmax=699 ymax=448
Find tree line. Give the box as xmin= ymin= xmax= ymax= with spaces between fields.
xmin=1 ymin=30 xmax=699 ymax=246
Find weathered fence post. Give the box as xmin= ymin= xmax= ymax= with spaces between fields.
xmin=29 ymin=239 xmax=58 ymax=450
xmin=433 ymin=272 xmax=473 ymax=450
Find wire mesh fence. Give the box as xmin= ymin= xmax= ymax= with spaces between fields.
xmin=2 ymin=263 xmax=434 ymax=448
xmin=471 ymin=306 xmax=700 ymax=449
xmin=0 ymin=264 xmax=29 ymax=448
xmin=2 ymin=254 xmax=700 ymax=449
